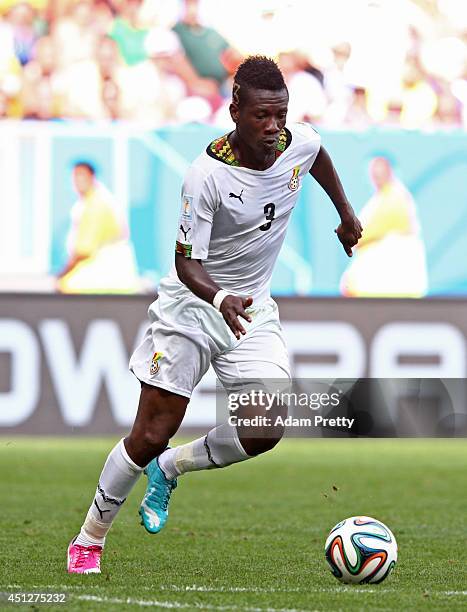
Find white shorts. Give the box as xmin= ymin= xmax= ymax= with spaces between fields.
xmin=129 ymin=276 xmax=290 ymax=398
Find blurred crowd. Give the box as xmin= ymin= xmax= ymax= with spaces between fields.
xmin=1 ymin=0 xmax=467 ymax=129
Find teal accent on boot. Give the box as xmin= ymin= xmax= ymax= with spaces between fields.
xmin=138 ymin=458 xmax=177 ymax=534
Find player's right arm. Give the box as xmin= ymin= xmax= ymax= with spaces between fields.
xmin=175 ymin=255 xmax=252 ymax=339
xmin=174 ymin=166 xmax=252 ymax=339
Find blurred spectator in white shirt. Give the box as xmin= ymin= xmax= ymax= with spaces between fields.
xmin=52 ymin=1 xmax=101 ymax=69
xmin=323 ymin=41 xmax=354 ymax=126
xmin=122 ymin=27 xmax=187 ymax=124
xmin=278 ymin=51 xmax=326 ymax=123
xmin=343 ymin=86 xmax=372 ymax=130
xmin=61 ymin=35 xmax=126 ymax=119
xmin=22 ymin=35 xmax=66 ymax=118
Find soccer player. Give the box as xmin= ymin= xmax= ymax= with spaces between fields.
xmin=67 ymin=56 xmax=362 ymax=574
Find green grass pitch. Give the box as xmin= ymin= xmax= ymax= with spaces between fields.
xmin=0 ymin=437 xmax=466 ymax=611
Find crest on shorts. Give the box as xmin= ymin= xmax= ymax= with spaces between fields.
xmin=288 ymin=166 xmax=300 ymax=191
xmin=150 ymin=352 xmax=163 ymax=375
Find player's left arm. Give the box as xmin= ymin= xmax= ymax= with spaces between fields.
xmin=309 ymin=146 xmax=362 ymax=257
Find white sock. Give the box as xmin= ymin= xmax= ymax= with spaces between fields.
xmin=75 ymin=439 xmax=144 ymax=547
xmin=158 ymin=422 xmax=250 ymax=480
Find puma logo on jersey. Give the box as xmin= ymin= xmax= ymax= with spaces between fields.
xmin=229 ymin=189 xmax=244 ymax=204
xmin=179 ymin=225 xmax=191 ymax=241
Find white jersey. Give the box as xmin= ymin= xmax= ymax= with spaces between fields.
xmin=170 ymin=122 xmax=321 ymax=304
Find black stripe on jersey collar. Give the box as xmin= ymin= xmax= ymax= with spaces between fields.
xmin=206 ymin=127 xmax=292 ymax=166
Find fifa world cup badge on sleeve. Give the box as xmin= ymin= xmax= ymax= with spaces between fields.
xmin=288 ymin=166 xmax=300 ymax=191
xmin=150 ymin=352 xmax=163 ymax=375
xmin=181 ymin=195 xmax=193 ymax=221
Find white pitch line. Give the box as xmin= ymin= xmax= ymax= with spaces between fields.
xmin=5 ymin=584 xmax=467 ymax=598
xmin=159 ymin=585 xmax=397 ymax=595
xmin=3 ymin=586 xmax=23 ymax=589
xmin=75 ymin=595 xmax=314 ymax=612
xmin=160 ymin=586 xmax=303 ymax=594
xmin=5 ymin=584 xmax=394 ymax=595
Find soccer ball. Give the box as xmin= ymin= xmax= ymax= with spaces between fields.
xmin=324 ymin=516 xmax=397 ymax=584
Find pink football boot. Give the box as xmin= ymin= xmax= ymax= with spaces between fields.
xmin=67 ymin=537 xmax=102 ymax=574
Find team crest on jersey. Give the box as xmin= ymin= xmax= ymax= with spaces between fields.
xmin=150 ymin=352 xmax=163 ymax=375
xmin=288 ymin=167 xmax=300 ymax=191
xmin=181 ymin=195 xmax=193 ymax=221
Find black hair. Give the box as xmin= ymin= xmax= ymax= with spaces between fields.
xmin=233 ymin=56 xmax=287 ymax=107
xmin=73 ymin=161 xmax=96 ymax=175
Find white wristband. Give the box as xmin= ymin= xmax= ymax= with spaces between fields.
xmin=213 ymin=289 xmax=229 ymax=311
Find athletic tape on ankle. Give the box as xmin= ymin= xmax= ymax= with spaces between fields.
xmin=205 ymin=422 xmax=250 ymax=467
xmin=82 ymin=511 xmax=112 ymax=540
xmin=174 ymin=444 xmax=196 ymax=473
